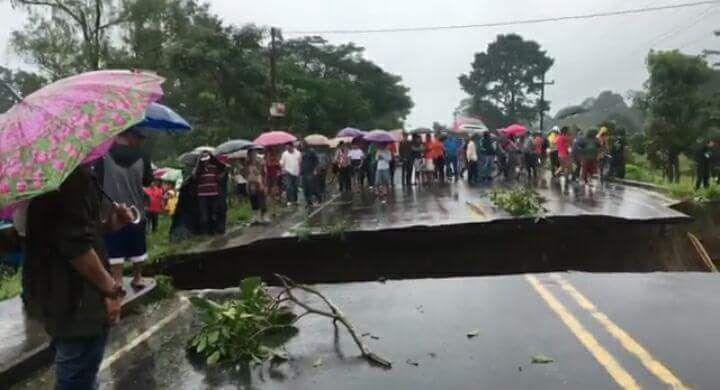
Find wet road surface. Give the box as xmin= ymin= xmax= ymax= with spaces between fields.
xmin=303 ymin=178 xmax=688 ymax=236
xmin=13 ymin=272 xmax=719 ymax=389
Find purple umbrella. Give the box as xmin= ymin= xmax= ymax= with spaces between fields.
xmin=337 ymin=127 xmax=364 ymax=138
xmin=363 ymin=129 xmax=395 ymax=143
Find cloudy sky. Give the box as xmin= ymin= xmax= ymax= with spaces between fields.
xmin=1 ymin=0 xmax=718 ymax=127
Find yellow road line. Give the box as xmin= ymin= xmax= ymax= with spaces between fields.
xmin=551 ymin=274 xmax=688 ymax=390
xmin=525 ymin=275 xmax=641 ymax=389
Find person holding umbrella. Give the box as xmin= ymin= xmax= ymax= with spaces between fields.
xmin=0 ymin=70 xmax=164 ymax=390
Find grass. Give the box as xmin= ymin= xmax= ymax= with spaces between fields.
xmin=0 ymin=267 xmax=21 ymax=301
xmin=623 ymin=154 xmax=720 ymax=201
xmin=142 ymin=200 xmax=253 ymax=265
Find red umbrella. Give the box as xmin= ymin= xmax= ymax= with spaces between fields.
xmin=253 ymin=131 xmax=297 ymax=147
xmin=502 ymin=124 xmax=528 ymax=137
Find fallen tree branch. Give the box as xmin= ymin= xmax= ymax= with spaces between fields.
xmin=275 ymin=274 xmax=392 ymax=368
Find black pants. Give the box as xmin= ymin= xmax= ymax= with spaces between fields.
xmin=366 ymin=163 xmax=375 ymax=187
xmin=389 ymin=159 xmax=396 ymax=186
xmin=696 ymin=166 xmax=710 ymax=189
xmin=468 ymin=161 xmax=478 ymax=184
xmin=317 ymin=170 xmax=327 ymax=200
xmin=434 ymin=157 xmax=446 ymax=182
xmin=338 ymin=166 xmax=352 ymax=192
xmin=147 ymin=212 xmax=159 ymax=232
xmin=302 ymin=174 xmax=318 ymax=206
xmin=198 ymin=195 xmax=221 ymax=235
xmin=401 ymin=159 xmax=413 ymax=186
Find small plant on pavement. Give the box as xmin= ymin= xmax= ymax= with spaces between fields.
xmin=488 ymin=187 xmax=547 ymax=218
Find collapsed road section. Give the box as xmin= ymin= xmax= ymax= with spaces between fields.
xmin=152 ymin=181 xmax=710 ymax=289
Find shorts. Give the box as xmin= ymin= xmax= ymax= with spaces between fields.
xmin=104 ymin=222 xmax=147 ymax=265
xmin=413 ymin=158 xmax=424 ymax=172
xmin=375 ymin=169 xmax=391 ymax=186
xmin=249 ymin=191 xmax=267 ymax=211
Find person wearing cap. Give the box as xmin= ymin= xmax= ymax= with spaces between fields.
xmin=94 ymin=129 xmax=152 ymax=289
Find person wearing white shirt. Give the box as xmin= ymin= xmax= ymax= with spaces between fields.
xmin=280 ymin=143 xmax=302 ymax=205
xmin=466 ymin=136 xmax=479 ymax=184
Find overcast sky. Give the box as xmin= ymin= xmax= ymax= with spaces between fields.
xmin=1 ymin=0 xmax=718 ymax=127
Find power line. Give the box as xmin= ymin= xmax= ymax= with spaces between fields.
xmin=285 ymin=0 xmax=720 ymax=35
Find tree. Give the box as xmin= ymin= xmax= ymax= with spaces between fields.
xmin=10 ymin=0 xmax=128 ymax=77
xmin=636 ymin=50 xmax=713 ymax=182
xmin=279 ymin=36 xmax=412 ymax=135
xmin=459 ymin=34 xmax=553 ymax=128
xmin=0 ymin=66 xmax=46 ymax=112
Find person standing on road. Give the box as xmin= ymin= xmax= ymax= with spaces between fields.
xmin=581 ymin=130 xmax=600 ymax=185
xmin=334 ymin=142 xmax=352 ymax=193
xmin=523 ymin=134 xmax=539 ymax=180
xmin=399 ymin=136 xmax=414 ymax=187
xmin=547 ymin=128 xmax=559 ymax=176
xmin=299 ymin=142 xmax=320 ymax=209
xmin=430 ymin=136 xmax=446 ymax=183
xmin=571 ymin=130 xmax=586 ymax=181
xmin=466 ymin=135 xmax=478 ymax=184
xmin=444 ymin=135 xmax=460 ymax=181
xmin=194 ymin=151 xmax=228 ymax=235
xmin=348 ymin=143 xmax=365 ymax=191
xmin=280 ymin=143 xmax=302 ymax=206
xmin=96 ymin=129 xmax=152 ymax=289
xmin=375 ymin=143 xmax=393 ymax=202
xmin=25 ymin=164 xmax=132 ymax=390
xmin=411 ymin=135 xmax=426 ymax=186
xmin=695 ymin=139 xmax=714 ymax=190
xmin=315 ymin=148 xmax=330 ymax=201
xmin=244 ymin=148 xmax=269 ymax=224
xmin=477 ymin=132 xmax=496 ymax=182
xmin=555 ymin=127 xmax=572 ymax=179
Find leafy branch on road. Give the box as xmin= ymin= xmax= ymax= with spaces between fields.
xmin=189 ymin=275 xmax=391 ymax=368
xmin=488 ymin=187 xmax=547 ymax=218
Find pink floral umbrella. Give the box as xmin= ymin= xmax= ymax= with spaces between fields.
xmin=253 ymin=131 xmax=297 ymax=147
xmin=0 ymin=70 xmax=164 ymax=207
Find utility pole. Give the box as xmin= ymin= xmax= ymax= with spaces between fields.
xmin=269 ymin=27 xmax=278 ymax=106
xmin=537 ymin=72 xmax=554 ymax=133
xmin=267 ymin=27 xmax=283 ymax=130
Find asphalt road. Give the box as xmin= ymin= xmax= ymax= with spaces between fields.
xmin=11 ymin=272 xmax=716 ymax=390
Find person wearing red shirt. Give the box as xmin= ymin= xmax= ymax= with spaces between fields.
xmin=430 ymin=137 xmax=446 ymax=182
xmin=144 ymin=179 xmax=164 ymax=232
xmin=554 ymin=126 xmax=572 ymax=177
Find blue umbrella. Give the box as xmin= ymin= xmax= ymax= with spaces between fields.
xmin=136 ymin=102 xmax=191 ymax=133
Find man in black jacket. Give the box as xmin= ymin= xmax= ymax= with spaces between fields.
xmin=25 ymin=165 xmax=132 ymax=390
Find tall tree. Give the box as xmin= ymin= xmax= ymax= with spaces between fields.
xmin=636 ymin=50 xmax=713 ymax=182
xmin=279 ymin=36 xmax=412 ymax=135
xmin=10 ymin=0 xmax=128 ymax=77
xmin=459 ymin=34 xmax=553 ymax=128
xmin=0 ymin=65 xmax=46 ymax=111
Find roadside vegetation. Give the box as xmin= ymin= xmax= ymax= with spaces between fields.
xmin=624 ymin=153 xmax=720 ymax=202
xmin=145 ymin=200 xmax=252 ymax=265
xmin=0 ymin=266 xmax=21 ymax=301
